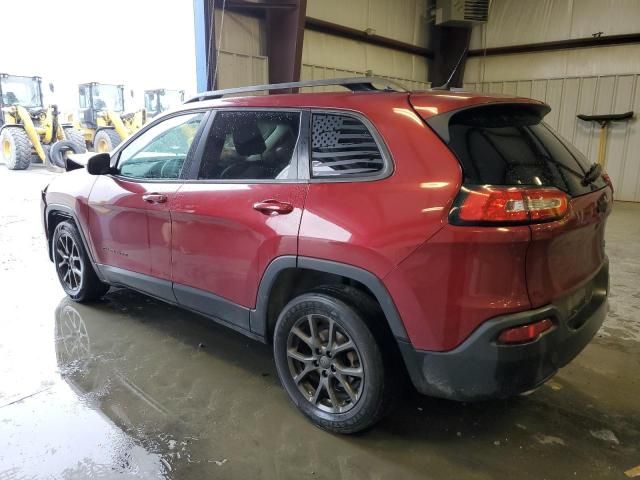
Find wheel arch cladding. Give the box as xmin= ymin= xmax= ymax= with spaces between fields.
xmin=45 ymin=205 xmax=101 ymax=278
xmin=251 ymin=256 xmax=409 ymax=343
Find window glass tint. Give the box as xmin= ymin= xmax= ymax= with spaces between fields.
xmin=311 ymin=113 xmax=385 ymax=178
xmin=198 ymin=111 xmax=300 ymax=180
xmin=447 ymin=104 xmax=605 ymax=195
xmin=118 ymin=112 xmax=204 ymax=179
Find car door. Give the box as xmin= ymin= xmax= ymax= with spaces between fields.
xmin=88 ymin=111 xmax=208 ymax=299
xmin=170 ymin=109 xmax=308 ymax=330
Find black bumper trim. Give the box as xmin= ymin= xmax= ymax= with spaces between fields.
xmin=399 ymin=259 xmax=609 ymax=401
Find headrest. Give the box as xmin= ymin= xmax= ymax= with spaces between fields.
xmin=232 ymin=117 xmax=266 ymax=156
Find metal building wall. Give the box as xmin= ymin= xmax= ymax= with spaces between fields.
xmin=302 ymin=0 xmax=431 ymax=90
xmin=464 ymin=0 xmax=640 ymax=201
xmin=214 ymin=10 xmax=268 ymax=89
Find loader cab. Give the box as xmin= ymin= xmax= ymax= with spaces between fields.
xmin=143 ymin=89 xmax=185 ymax=118
xmin=0 ymin=74 xmax=44 ymax=125
xmin=78 ymin=82 xmax=124 ymax=128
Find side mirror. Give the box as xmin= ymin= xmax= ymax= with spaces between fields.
xmin=87 ymin=153 xmax=113 ymax=175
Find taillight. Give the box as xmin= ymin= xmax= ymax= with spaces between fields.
xmin=498 ymin=318 xmax=553 ymax=345
xmin=449 ymin=186 xmax=569 ymax=225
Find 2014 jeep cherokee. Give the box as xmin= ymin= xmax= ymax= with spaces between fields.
xmin=42 ymin=77 xmax=611 ymax=434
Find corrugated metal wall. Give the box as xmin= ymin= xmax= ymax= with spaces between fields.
xmin=465 ymin=0 xmax=640 ymax=83
xmin=214 ymin=11 xmax=268 ymax=89
xmin=463 ymin=75 xmax=640 ymax=202
xmin=464 ymin=0 xmax=640 ymax=201
xmin=301 ymin=63 xmax=430 ymax=92
xmin=306 ymin=0 xmax=430 ymax=47
xmin=217 ymin=51 xmax=268 ymax=90
xmin=302 ymin=0 xmax=430 ymax=87
xmin=468 ymin=0 xmax=640 ymax=49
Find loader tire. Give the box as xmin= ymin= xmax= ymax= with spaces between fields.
xmin=1 ymin=127 xmax=32 ymax=170
xmin=63 ymin=127 xmax=88 ymax=154
xmin=50 ymin=140 xmax=85 ymax=169
xmin=93 ymin=129 xmax=121 ymax=153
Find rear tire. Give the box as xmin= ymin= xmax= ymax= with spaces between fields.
xmin=52 ymin=221 xmax=109 ymax=302
xmin=92 ymin=129 xmax=121 ymax=152
xmin=63 ymin=127 xmax=88 ymax=154
xmin=273 ymin=291 xmax=395 ymax=434
xmin=1 ymin=127 xmax=32 ymax=170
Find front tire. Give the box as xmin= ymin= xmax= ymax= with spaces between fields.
xmin=52 ymin=221 xmax=109 ymax=302
xmin=92 ymin=129 xmax=121 ymax=152
xmin=1 ymin=127 xmax=32 ymax=170
xmin=273 ymin=291 xmax=394 ymax=434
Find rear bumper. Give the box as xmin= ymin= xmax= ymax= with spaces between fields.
xmin=399 ymin=259 xmax=609 ymax=401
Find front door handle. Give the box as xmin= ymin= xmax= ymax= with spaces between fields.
xmin=142 ymin=193 xmax=168 ymax=204
xmin=253 ymin=199 xmax=294 ymax=216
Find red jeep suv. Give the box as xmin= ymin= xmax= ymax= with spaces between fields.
xmin=42 ymin=78 xmax=611 ymax=434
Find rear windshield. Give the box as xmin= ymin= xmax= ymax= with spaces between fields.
xmin=444 ymin=104 xmax=606 ymax=196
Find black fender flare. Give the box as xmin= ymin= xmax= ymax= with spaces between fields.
xmin=250 ymin=256 xmax=409 ymax=342
xmin=44 ymin=203 xmax=107 ymax=283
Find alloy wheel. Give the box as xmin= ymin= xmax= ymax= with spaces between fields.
xmin=286 ymin=313 xmax=364 ymax=413
xmin=59 ymin=305 xmax=91 ymax=362
xmin=54 ymin=232 xmax=84 ymax=293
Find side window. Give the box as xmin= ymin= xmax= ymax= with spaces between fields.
xmin=198 ymin=110 xmax=300 ymax=180
xmin=311 ymin=113 xmax=386 ymax=178
xmin=79 ymin=86 xmax=89 ymax=109
xmin=117 ymin=112 xmax=204 ymax=180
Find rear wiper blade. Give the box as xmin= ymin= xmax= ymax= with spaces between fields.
xmin=581 ymin=162 xmax=602 ymax=186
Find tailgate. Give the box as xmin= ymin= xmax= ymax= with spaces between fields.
xmin=526 ymin=186 xmax=612 ymax=307
xmin=414 ymin=99 xmax=614 ymax=309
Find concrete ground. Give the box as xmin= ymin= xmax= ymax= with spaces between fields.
xmin=0 ymin=166 xmax=639 ymax=480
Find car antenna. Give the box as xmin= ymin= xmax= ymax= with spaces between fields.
xmin=432 ymin=47 xmax=468 ymax=91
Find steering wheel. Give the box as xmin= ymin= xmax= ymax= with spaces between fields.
xmin=159 ymin=158 xmax=183 ymax=178
xmin=219 ymin=162 xmax=247 ymax=179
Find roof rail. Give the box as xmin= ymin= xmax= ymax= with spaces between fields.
xmin=185 ymin=76 xmax=407 ymax=103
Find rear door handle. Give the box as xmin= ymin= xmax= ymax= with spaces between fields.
xmin=142 ymin=193 xmax=168 ymax=204
xmin=253 ymin=199 xmax=294 ymax=215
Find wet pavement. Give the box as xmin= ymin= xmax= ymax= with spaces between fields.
xmin=1 ymin=166 xmax=639 ymax=479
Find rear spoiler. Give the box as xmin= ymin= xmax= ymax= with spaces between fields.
xmin=419 ymin=102 xmax=551 ymax=144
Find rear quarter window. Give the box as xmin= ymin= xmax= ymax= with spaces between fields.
xmin=444 ymin=104 xmax=606 ymax=196
xmin=311 ymin=113 xmax=388 ymax=179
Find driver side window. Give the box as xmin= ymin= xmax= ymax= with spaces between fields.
xmin=117 ymin=112 xmax=204 ymax=180
xmin=198 ymin=110 xmax=300 ymax=180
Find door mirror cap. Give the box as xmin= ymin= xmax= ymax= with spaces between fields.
xmin=86 ymin=153 xmax=114 ymax=175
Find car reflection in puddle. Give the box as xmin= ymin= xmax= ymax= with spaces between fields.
xmin=55 ymin=298 xmax=200 ymax=476
xmin=51 ymin=290 xmax=304 ymax=478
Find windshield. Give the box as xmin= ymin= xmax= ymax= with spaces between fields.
xmin=159 ymin=90 xmax=183 ymax=110
xmin=145 ymin=90 xmax=183 ymax=113
xmin=0 ymin=76 xmax=42 ymax=108
xmin=91 ymin=84 xmax=123 ymax=112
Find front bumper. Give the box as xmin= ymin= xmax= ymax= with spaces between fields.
xmin=399 ymin=259 xmax=609 ymax=401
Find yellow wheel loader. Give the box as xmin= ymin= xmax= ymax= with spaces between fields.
xmin=0 ymin=74 xmax=86 ymax=170
xmin=76 ymin=82 xmax=146 ymax=152
xmin=144 ymin=89 xmax=185 ymax=118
